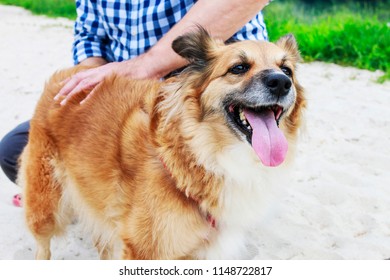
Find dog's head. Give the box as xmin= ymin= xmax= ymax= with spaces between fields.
xmin=160 ymin=28 xmax=305 ymax=168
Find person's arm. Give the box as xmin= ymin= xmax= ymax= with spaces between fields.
xmin=143 ymin=0 xmax=270 ymax=78
xmin=79 ymin=57 xmax=108 ymax=67
xmin=72 ymin=0 xmax=113 ymax=64
xmin=56 ymin=0 xmax=270 ymax=105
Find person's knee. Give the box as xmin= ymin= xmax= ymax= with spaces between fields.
xmin=0 ymin=134 xmax=13 ymax=167
xmin=0 ymin=121 xmax=30 ymax=183
xmin=0 ymin=134 xmax=18 ymax=183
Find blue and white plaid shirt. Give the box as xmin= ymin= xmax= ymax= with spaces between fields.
xmin=73 ymin=0 xmax=269 ymax=64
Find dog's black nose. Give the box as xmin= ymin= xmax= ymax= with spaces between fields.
xmin=263 ymin=73 xmax=292 ymax=97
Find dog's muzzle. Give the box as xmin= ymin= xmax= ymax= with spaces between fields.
xmin=225 ymin=70 xmax=295 ymax=167
xmin=262 ymin=72 xmax=292 ymax=99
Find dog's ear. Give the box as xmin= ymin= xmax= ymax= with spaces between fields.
xmin=276 ymin=34 xmax=301 ymax=62
xmin=172 ymin=26 xmax=220 ymax=70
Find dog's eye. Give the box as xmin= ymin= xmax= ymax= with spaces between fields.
xmin=229 ymin=63 xmax=250 ymax=75
xmin=281 ymin=66 xmax=292 ymax=77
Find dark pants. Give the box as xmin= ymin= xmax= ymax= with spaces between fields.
xmin=0 ymin=121 xmax=30 ymax=184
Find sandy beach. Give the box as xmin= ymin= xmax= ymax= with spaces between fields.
xmin=0 ymin=5 xmax=389 ymax=260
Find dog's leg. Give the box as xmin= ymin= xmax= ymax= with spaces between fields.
xmin=94 ymin=238 xmax=115 ymax=260
xmin=98 ymin=246 xmax=113 ymax=260
xmin=34 ymin=236 xmax=52 ymax=260
xmin=121 ymin=238 xmax=136 ymax=259
xmin=21 ymin=134 xmax=64 ymax=260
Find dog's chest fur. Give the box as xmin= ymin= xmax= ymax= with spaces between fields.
xmin=191 ymin=140 xmax=287 ymax=259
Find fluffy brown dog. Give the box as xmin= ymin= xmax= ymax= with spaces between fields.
xmin=19 ymin=28 xmax=305 ymax=259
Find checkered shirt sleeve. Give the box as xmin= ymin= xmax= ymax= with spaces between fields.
xmin=73 ymin=0 xmax=269 ymax=65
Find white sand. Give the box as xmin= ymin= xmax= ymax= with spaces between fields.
xmin=0 ymin=5 xmax=389 ymax=260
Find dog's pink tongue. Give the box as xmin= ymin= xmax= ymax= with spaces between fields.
xmin=244 ymin=109 xmax=288 ymax=167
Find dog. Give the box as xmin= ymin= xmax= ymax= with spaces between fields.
xmin=19 ymin=28 xmax=305 ymax=259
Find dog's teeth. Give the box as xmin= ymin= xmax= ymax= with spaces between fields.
xmin=239 ymin=110 xmax=245 ymax=121
xmin=236 ymin=106 xmax=252 ymax=131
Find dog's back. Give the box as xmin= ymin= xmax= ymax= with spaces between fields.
xmin=21 ymin=66 xmax=211 ymax=259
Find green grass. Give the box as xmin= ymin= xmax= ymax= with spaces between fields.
xmin=0 ymin=0 xmax=76 ymax=18
xmin=264 ymin=0 xmax=390 ymax=82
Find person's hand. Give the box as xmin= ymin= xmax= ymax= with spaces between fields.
xmin=54 ymin=54 xmax=159 ymax=105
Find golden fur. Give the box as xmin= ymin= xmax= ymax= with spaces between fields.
xmin=20 ymin=29 xmax=305 ymax=259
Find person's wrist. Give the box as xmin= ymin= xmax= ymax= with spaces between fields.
xmin=138 ymin=52 xmax=161 ymax=79
xmin=79 ymin=56 xmax=108 ymax=67
xmin=144 ymin=45 xmax=188 ymax=79
xmin=115 ymin=54 xmax=157 ymax=80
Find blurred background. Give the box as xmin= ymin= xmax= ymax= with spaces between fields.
xmin=0 ymin=0 xmax=388 ymax=80
xmin=266 ymin=0 xmax=389 ymax=83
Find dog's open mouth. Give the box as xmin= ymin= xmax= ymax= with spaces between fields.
xmin=227 ymin=104 xmax=288 ymax=167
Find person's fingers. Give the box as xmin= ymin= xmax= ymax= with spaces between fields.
xmin=58 ymin=77 xmax=71 ymax=87
xmin=80 ymin=87 xmax=98 ymax=105
xmin=55 ymin=63 xmax=119 ymax=105
xmin=54 ymin=72 xmax=86 ymax=100
xmin=60 ymin=78 xmax=98 ymax=106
